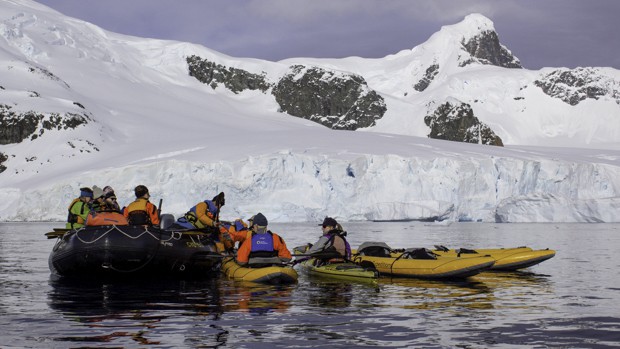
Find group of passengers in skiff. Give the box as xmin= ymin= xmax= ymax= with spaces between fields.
xmin=65 ymin=185 xmax=349 ymax=267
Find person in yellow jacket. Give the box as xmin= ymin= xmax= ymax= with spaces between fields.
xmin=176 ymin=192 xmax=225 ymax=232
xmin=123 ymin=185 xmax=160 ymax=225
xmin=66 ymin=187 xmax=94 ymax=229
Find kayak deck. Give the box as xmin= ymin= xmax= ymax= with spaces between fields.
xmin=431 ymin=246 xmax=556 ymax=271
xmin=296 ymin=258 xmax=379 ymax=283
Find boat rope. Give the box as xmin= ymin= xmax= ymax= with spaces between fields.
xmin=390 ymin=249 xmax=406 ymax=275
xmin=104 ymin=226 xmax=165 ymax=274
xmin=73 ymin=225 xmax=182 ymax=244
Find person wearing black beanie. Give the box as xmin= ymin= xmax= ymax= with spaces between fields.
xmin=305 ymin=216 xmax=351 ymax=263
xmin=176 ymin=192 xmax=226 ymax=230
xmin=235 ymin=212 xmax=292 ymax=266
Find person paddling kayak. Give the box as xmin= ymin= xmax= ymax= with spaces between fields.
xmin=305 ymin=217 xmax=351 ymax=264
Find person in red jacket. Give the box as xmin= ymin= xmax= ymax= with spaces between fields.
xmin=235 ymin=213 xmax=292 ymax=265
xmin=123 ymin=185 xmax=160 ymax=225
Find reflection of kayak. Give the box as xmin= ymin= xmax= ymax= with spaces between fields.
xmin=352 ymin=242 xmax=495 ymax=279
xmin=221 ymin=257 xmax=298 ymax=285
xmin=221 ymin=282 xmax=294 ymax=314
xmin=296 ymin=258 xmax=379 ymax=283
xmin=48 ymin=225 xmax=222 ymax=278
xmin=431 ymin=246 xmax=556 ymax=271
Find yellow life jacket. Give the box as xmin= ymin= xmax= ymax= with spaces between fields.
xmin=66 ymin=198 xmax=87 ymax=228
xmin=126 ymin=198 xmax=152 ymax=225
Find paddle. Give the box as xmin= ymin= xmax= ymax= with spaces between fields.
xmin=292 ymin=251 xmax=343 ymax=260
xmin=45 ymin=230 xmax=68 ymax=239
xmin=157 ymin=198 xmax=163 ymax=221
xmin=293 ymin=251 xmax=340 ymax=257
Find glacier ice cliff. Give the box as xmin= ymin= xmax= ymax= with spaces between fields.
xmin=2 ymin=151 xmax=619 ymax=223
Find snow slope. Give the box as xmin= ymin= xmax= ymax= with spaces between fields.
xmin=1 ymin=1 xmax=619 ymax=222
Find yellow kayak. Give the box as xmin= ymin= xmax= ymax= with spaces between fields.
xmin=292 ymin=245 xmax=378 ymax=283
xmin=431 ymin=245 xmax=556 ymax=271
xmin=296 ymin=258 xmax=379 ymax=283
xmin=352 ymin=242 xmax=495 ymax=279
xmin=221 ymin=257 xmax=298 ymax=285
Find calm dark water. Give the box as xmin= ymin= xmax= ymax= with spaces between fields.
xmin=1 ymin=222 xmax=619 ymax=348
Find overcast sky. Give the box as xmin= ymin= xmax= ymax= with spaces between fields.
xmin=35 ymin=0 xmax=620 ymax=70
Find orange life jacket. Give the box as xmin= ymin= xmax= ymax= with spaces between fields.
xmin=125 ymin=198 xmax=158 ymax=225
xmin=86 ymin=211 xmax=129 ymax=226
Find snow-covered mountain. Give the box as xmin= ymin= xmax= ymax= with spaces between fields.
xmin=1 ymin=0 xmax=620 ymax=223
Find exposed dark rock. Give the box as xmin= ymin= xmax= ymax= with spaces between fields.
xmin=28 ymin=65 xmax=70 ymax=88
xmin=534 ymin=68 xmax=620 ymax=106
xmin=186 ymin=55 xmax=271 ymax=93
xmin=414 ymin=64 xmax=439 ymax=92
xmin=272 ymin=65 xmax=387 ymax=130
xmin=186 ymin=56 xmax=388 ymax=130
xmin=0 ymin=104 xmax=90 ymax=145
xmin=424 ymin=101 xmax=503 ymax=146
xmin=0 ymin=152 xmax=7 ymax=173
xmin=0 ymin=106 xmax=41 ymax=144
xmin=461 ymin=30 xmax=522 ymax=68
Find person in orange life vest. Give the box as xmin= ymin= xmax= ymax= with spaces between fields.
xmin=123 ymin=185 xmax=160 ymax=225
xmin=66 ymin=187 xmax=94 ymax=229
xmin=235 ymin=213 xmax=292 ymax=265
xmin=177 ymin=192 xmax=225 ymax=231
xmin=305 ymin=217 xmax=352 ymax=262
xmin=84 ymin=185 xmax=128 ymax=226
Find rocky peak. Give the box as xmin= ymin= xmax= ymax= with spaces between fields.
xmin=461 ymin=29 xmax=522 ymax=68
xmin=427 ymin=14 xmax=521 ymax=69
xmin=452 ymin=14 xmax=521 ymax=68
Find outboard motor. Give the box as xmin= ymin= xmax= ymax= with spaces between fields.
xmin=160 ymin=213 xmax=175 ymax=230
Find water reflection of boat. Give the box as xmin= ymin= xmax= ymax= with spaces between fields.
xmin=219 ymin=281 xmax=294 ymax=314
xmin=47 ymin=277 xmax=227 ymax=347
xmin=48 ymin=277 xmax=223 ymax=316
xmin=379 ymin=277 xmax=495 ymax=310
xmin=377 ymin=270 xmax=553 ymax=312
xmin=471 ymin=270 xmax=553 ymax=288
xmin=47 ymin=225 xmax=222 ymax=279
xmin=305 ymin=281 xmax=356 ymax=308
